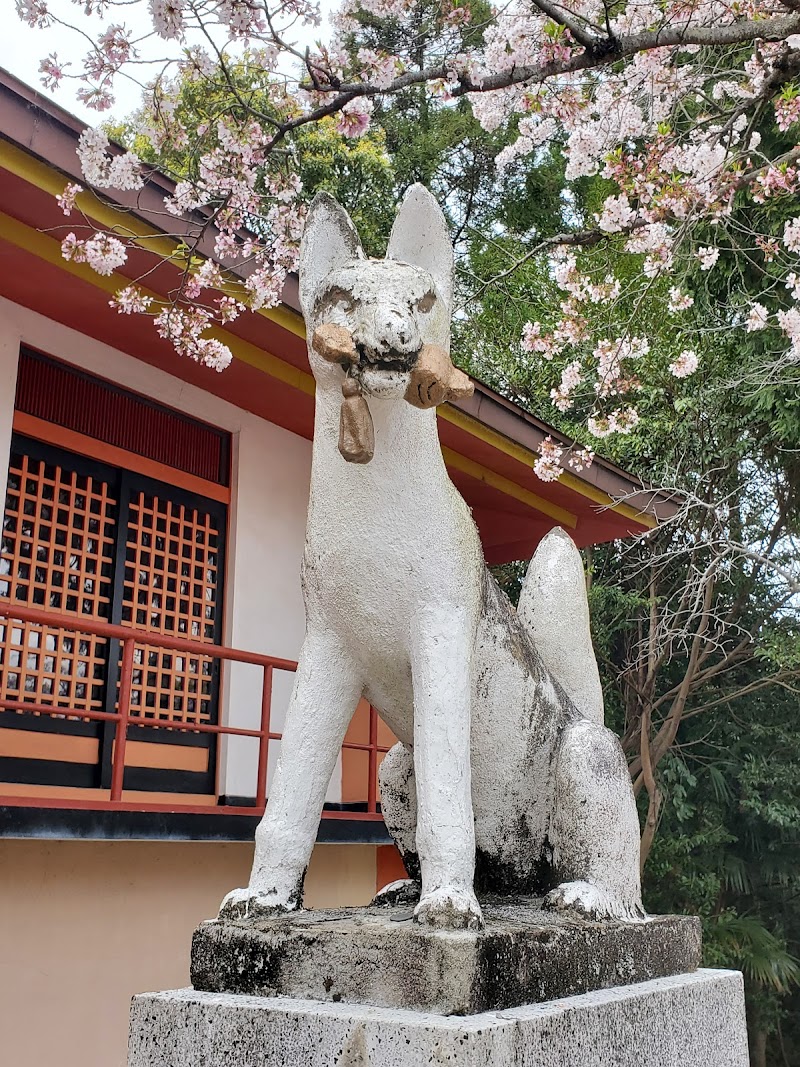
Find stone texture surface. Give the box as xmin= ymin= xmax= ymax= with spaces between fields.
xmin=191 ymin=901 xmax=701 ymax=1015
xmin=129 ymin=969 xmax=749 ymax=1067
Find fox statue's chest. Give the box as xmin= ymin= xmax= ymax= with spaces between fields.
xmin=302 ymin=470 xmax=483 ymax=653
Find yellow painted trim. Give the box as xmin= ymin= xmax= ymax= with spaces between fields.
xmin=442 ymin=447 xmax=576 ymax=528
xmin=0 ymin=141 xmax=657 ymax=528
xmin=441 ymin=405 xmax=657 ymax=529
xmin=0 ymin=728 xmax=99 ymax=764
xmin=0 ymin=140 xmax=307 ymax=339
xmin=0 ymin=210 xmax=315 ymax=397
xmin=259 ymin=301 xmax=306 ymax=339
xmin=1 ymin=140 xmax=84 ymax=199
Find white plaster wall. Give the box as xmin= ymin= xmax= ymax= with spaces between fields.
xmin=0 ymin=297 xmax=338 ymax=802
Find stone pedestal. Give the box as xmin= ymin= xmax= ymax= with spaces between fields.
xmin=191 ymin=901 xmax=702 ymax=1015
xmin=131 ymin=903 xmax=748 ymax=1065
xmin=128 ymin=969 xmax=749 ymax=1067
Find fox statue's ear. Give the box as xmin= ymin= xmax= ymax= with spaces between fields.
xmin=299 ymin=192 xmax=364 ymax=315
xmin=386 ymin=185 xmax=453 ymax=311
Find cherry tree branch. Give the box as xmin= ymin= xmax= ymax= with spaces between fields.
xmin=306 ymin=13 xmax=800 ymax=106
xmin=527 ymin=0 xmax=604 ymax=47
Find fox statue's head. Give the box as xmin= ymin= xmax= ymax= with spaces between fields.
xmin=299 ymin=186 xmax=470 ymax=427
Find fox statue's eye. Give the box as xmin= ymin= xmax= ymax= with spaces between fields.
xmin=316 ymin=285 xmax=358 ymax=317
xmin=416 ymin=290 xmax=436 ymax=313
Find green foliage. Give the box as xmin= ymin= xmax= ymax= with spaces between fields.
xmin=293 ymin=119 xmax=396 ymax=257
xmin=709 ymin=914 xmax=799 ymax=994
xmin=641 ymin=677 xmax=800 ymax=1059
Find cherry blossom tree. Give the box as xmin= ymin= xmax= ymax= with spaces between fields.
xmin=15 ymin=0 xmax=800 ymax=475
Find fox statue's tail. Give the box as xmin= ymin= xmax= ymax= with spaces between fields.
xmin=516 ymin=527 xmax=604 ymax=724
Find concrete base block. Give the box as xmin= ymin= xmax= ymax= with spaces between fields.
xmin=191 ymin=902 xmax=701 ymax=1014
xmin=129 ymin=969 xmax=750 ymax=1067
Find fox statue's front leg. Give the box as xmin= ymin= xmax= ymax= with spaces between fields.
xmin=219 ymin=630 xmax=362 ymax=919
xmin=410 ymin=599 xmax=483 ymax=930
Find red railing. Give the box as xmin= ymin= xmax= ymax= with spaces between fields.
xmin=0 ymin=603 xmax=389 ymax=820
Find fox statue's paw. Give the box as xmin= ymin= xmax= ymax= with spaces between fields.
xmin=414 ymin=886 xmax=484 ymax=930
xmin=543 ymin=880 xmax=645 ymax=923
xmin=217 ymin=887 xmax=300 ymax=922
xmin=372 ymin=878 xmax=421 ymax=907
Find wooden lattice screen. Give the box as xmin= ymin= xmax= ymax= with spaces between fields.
xmin=1 ymin=352 xmax=230 ymax=793
xmin=122 ymin=491 xmax=222 ymax=727
xmin=0 ymin=446 xmax=116 ymax=717
xmin=1 ymin=439 xmax=226 ymax=792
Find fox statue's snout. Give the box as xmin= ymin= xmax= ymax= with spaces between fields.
xmin=356 ymin=301 xmax=424 ymax=368
xmin=312 ymin=303 xmax=423 ymax=375
xmin=312 ymin=314 xmax=473 ymax=464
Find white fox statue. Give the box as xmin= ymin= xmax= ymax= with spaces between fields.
xmin=219 ymin=185 xmax=644 ymax=931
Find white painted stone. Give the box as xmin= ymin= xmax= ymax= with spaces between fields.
xmin=128 ymin=970 xmax=750 ymax=1067
xmin=219 ymin=187 xmax=644 ymax=929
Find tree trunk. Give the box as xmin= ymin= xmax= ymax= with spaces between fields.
xmin=750 ymin=1028 xmax=767 ymax=1067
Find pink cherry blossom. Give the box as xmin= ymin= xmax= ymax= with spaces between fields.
xmin=610 ymin=407 xmax=640 ymax=434
xmin=77 ymin=84 xmax=114 ymax=112
xmin=596 ymin=194 xmax=636 ymax=234
xmin=110 ymin=286 xmax=152 ymax=314
xmin=786 ymin=272 xmax=800 ymax=302
xmin=782 ymin=218 xmax=800 ymax=253
xmin=745 ymin=303 xmax=769 ymax=332
xmin=61 ymin=233 xmax=86 ymax=263
xmin=550 ymin=360 xmax=583 ymax=412
xmin=777 ymin=307 xmax=800 ymax=356
xmin=668 ymin=287 xmax=694 ymax=312
xmin=16 ymin=0 xmax=49 ymax=28
xmin=39 ymin=53 xmax=66 ymax=90
xmin=77 ymin=128 xmax=143 ymax=190
xmin=83 ymin=232 xmax=128 ymax=275
xmin=697 ymin=246 xmax=720 ymax=271
xmin=335 ymin=98 xmax=373 ymax=138
xmin=149 ymin=0 xmax=185 ymax=41
xmin=15 ymin=0 xmax=800 ymax=412
xmin=566 ymin=446 xmax=594 ymax=472
xmin=56 ymin=183 xmax=82 ymax=216
xmin=358 ymin=48 xmax=401 ymax=89
xmin=154 ymin=307 xmax=232 ymax=371
xmin=756 ymin=235 xmax=781 ymax=262
xmin=669 ymin=349 xmax=699 ymax=378
xmin=775 ymin=93 xmax=800 ymax=132
xmin=521 ymin=321 xmax=563 ymax=360
xmin=533 ymin=436 xmax=564 ymax=482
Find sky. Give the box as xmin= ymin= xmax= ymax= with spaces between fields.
xmin=0 ymin=0 xmax=329 ymax=125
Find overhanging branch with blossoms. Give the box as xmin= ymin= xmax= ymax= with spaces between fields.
xmin=15 ymin=0 xmax=800 ymax=478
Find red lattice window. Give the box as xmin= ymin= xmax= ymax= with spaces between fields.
xmin=15 ymin=347 xmax=229 ymax=486
xmin=122 ymin=492 xmax=222 ymax=726
xmin=1 ymin=432 xmax=226 ymax=794
xmin=0 ymin=446 xmax=116 ymax=716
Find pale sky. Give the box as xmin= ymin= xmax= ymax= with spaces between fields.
xmin=0 ymin=0 xmax=329 ymax=125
